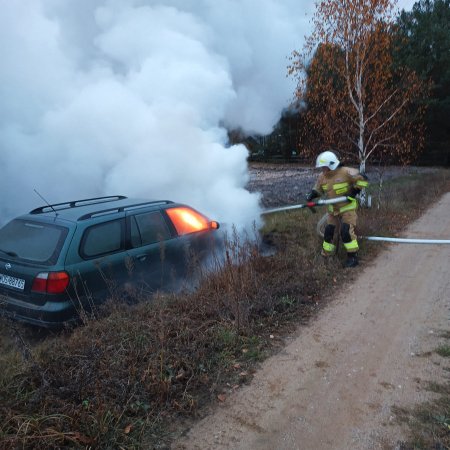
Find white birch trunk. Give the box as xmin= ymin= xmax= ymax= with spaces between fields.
xmin=357 ymin=60 xmax=367 ymax=206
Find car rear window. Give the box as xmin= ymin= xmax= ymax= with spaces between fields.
xmin=80 ymin=219 xmax=125 ymax=258
xmin=0 ymin=219 xmax=69 ymax=265
xmin=130 ymin=211 xmax=171 ymax=247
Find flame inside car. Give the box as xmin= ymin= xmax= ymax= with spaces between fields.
xmin=166 ymin=207 xmax=219 ymax=235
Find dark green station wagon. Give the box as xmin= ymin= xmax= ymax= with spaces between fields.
xmin=0 ymin=196 xmax=220 ymax=328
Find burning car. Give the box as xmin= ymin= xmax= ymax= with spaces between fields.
xmin=0 ymin=195 xmax=220 ymax=328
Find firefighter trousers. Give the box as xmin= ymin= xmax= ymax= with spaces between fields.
xmin=322 ymin=210 xmax=359 ymax=255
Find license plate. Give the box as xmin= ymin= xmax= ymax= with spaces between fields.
xmin=0 ymin=273 xmax=25 ymax=290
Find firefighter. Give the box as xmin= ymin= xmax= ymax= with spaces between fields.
xmin=306 ymin=150 xmax=369 ymax=267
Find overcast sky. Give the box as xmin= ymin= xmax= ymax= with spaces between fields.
xmin=0 ymin=0 xmax=417 ymax=228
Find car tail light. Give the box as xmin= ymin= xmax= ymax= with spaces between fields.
xmin=32 ymin=271 xmax=70 ymax=294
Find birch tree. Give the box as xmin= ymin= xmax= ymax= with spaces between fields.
xmin=290 ymin=0 xmax=429 ymax=173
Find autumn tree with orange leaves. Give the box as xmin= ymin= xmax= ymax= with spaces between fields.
xmin=290 ymin=0 xmax=429 ymax=173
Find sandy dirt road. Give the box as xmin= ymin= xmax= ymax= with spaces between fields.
xmin=175 ymin=193 xmax=450 ymax=450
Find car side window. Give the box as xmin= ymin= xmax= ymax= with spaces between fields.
xmin=130 ymin=211 xmax=171 ymax=248
xmin=80 ymin=219 xmax=124 ymax=258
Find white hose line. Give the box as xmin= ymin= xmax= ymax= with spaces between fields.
xmin=262 ymin=202 xmax=450 ymax=244
xmin=364 ymin=236 xmax=450 ymax=244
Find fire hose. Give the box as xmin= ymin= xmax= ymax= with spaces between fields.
xmin=262 ymin=196 xmax=349 ymax=215
xmin=262 ymin=197 xmax=450 ymax=244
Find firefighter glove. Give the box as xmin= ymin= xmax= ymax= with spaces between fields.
xmin=349 ymin=187 xmax=360 ymax=198
xmin=306 ymin=189 xmax=320 ymax=202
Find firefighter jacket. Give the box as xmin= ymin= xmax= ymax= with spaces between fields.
xmin=313 ymin=166 xmax=368 ymax=216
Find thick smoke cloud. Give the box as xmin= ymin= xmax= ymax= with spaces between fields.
xmin=0 ymin=0 xmax=311 ymax=227
xmin=0 ymin=0 xmax=414 ymax=226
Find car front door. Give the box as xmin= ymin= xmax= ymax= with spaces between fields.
xmin=125 ymin=209 xmax=185 ymax=293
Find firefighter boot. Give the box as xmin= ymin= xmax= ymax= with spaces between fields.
xmin=344 ymin=253 xmax=358 ymax=268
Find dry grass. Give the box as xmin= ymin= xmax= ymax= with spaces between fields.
xmin=0 ymin=169 xmax=449 ymax=449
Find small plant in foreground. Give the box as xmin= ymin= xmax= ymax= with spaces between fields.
xmin=436 ymin=345 xmax=450 ymax=358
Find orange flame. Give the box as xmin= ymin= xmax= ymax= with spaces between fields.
xmin=166 ymin=207 xmax=210 ymax=235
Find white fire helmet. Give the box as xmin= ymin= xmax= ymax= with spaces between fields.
xmin=316 ymin=150 xmax=340 ymax=170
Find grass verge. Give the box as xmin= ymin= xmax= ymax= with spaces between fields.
xmin=1 ymin=168 xmax=449 ymax=449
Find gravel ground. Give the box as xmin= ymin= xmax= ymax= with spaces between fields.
xmin=246 ymin=162 xmax=438 ymax=207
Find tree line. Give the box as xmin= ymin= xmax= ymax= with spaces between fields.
xmin=242 ymin=0 xmax=449 ymax=168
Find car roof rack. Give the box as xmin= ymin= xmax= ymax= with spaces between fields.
xmin=29 ymin=195 xmax=128 ymax=214
xmin=77 ymin=200 xmax=174 ymax=220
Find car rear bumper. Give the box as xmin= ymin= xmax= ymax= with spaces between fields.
xmin=0 ymin=294 xmax=80 ymax=328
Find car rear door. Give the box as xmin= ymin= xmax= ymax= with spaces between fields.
xmin=66 ymin=217 xmax=131 ymax=303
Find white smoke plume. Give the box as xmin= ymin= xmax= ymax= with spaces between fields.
xmin=0 ymin=0 xmax=414 ymax=227
xmin=0 ymin=0 xmax=311 ymax=228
